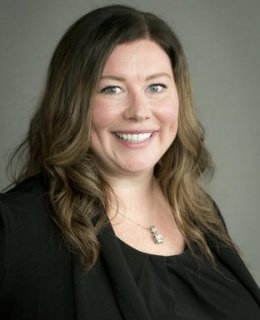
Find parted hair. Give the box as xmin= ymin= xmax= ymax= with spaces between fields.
xmin=8 ymin=5 xmax=236 ymax=270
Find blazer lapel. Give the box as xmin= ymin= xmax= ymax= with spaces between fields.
xmin=98 ymin=224 xmax=152 ymax=320
xmin=72 ymin=253 xmax=124 ymax=320
xmin=72 ymin=223 xmax=151 ymax=320
xmin=211 ymin=242 xmax=260 ymax=305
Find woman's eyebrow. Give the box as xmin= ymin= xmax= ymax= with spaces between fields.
xmin=100 ymin=72 xmax=172 ymax=82
xmin=145 ymin=72 xmax=172 ymax=81
xmin=100 ymin=75 xmax=126 ymax=82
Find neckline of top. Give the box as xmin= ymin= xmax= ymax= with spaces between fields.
xmin=117 ymin=236 xmax=189 ymax=259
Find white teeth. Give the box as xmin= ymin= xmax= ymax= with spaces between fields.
xmin=115 ymin=132 xmax=152 ymax=143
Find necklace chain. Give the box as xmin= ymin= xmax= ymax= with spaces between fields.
xmin=117 ymin=211 xmax=164 ymax=244
xmin=118 ymin=211 xmax=149 ymax=230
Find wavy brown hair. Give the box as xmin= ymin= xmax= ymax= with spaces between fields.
xmin=8 ymin=5 xmax=236 ymax=270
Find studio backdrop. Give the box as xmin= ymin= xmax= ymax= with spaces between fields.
xmin=0 ymin=0 xmax=259 ymax=284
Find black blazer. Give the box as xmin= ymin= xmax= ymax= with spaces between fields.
xmin=0 ymin=175 xmax=259 ymax=319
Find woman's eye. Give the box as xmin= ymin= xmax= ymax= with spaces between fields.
xmin=148 ymin=83 xmax=166 ymax=93
xmin=100 ymin=86 xmax=122 ymax=95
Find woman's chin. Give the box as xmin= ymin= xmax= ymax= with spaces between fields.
xmin=118 ymin=162 xmax=156 ymax=176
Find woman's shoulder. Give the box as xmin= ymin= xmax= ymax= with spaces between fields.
xmin=0 ymin=174 xmax=48 ymax=213
xmin=0 ymin=173 xmax=52 ymax=245
xmin=0 ymin=173 xmax=47 ymax=196
xmin=0 ymin=175 xmax=71 ymax=300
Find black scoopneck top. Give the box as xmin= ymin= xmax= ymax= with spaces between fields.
xmin=118 ymin=238 xmax=260 ymax=320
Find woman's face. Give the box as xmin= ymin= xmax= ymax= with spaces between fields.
xmin=91 ymin=39 xmax=179 ymax=178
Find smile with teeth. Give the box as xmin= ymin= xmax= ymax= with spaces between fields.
xmin=115 ymin=132 xmax=153 ymax=143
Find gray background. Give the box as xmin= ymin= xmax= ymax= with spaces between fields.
xmin=0 ymin=0 xmax=259 ymax=284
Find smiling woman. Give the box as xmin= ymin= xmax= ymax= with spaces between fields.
xmin=0 ymin=4 xmax=259 ymax=320
xmin=91 ymin=39 xmax=179 ymax=177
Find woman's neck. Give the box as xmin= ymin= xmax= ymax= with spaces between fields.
xmin=102 ymin=168 xmax=154 ymax=197
xmin=105 ymin=171 xmax=165 ymax=224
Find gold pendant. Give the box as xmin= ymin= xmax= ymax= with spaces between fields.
xmin=149 ymin=226 xmax=164 ymax=244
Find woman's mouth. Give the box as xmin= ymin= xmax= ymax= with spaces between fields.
xmin=114 ymin=132 xmax=153 ymax=143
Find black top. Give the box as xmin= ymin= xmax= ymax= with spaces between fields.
xmin=0 ymin=175 xmax=260 ymax=319
xmin=118 ymin=238 xmax=260 ymax=320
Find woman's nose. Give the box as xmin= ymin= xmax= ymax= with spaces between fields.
xmin=123 ymin=91 xmax=151 ymax=121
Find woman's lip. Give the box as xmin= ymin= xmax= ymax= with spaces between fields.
xmin=112 ymin=129 xmax=159 ymax=134
xmin=113 ymin=131 xmax=157 ymax=146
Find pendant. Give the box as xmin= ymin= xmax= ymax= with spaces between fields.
xmin=149 ymin=226 xmax=164 ymax=244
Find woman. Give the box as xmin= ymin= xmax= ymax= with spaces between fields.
xmin=0 ymin=4 xmax=259 ymax=320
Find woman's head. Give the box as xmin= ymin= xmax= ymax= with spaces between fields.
xmin=9 ymin=5 xmax=230 ymax=271
xmin=90 ymin=38 xmax=179 ymax=177
xmin=23 ymin=4 xmax=197 ymax=177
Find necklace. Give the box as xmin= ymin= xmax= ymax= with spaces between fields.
xmin=118 ymin=211 xmax=164 ymax=244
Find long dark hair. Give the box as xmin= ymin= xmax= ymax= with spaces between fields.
xmin=8 ymin=5 xmax=235 ymax=270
